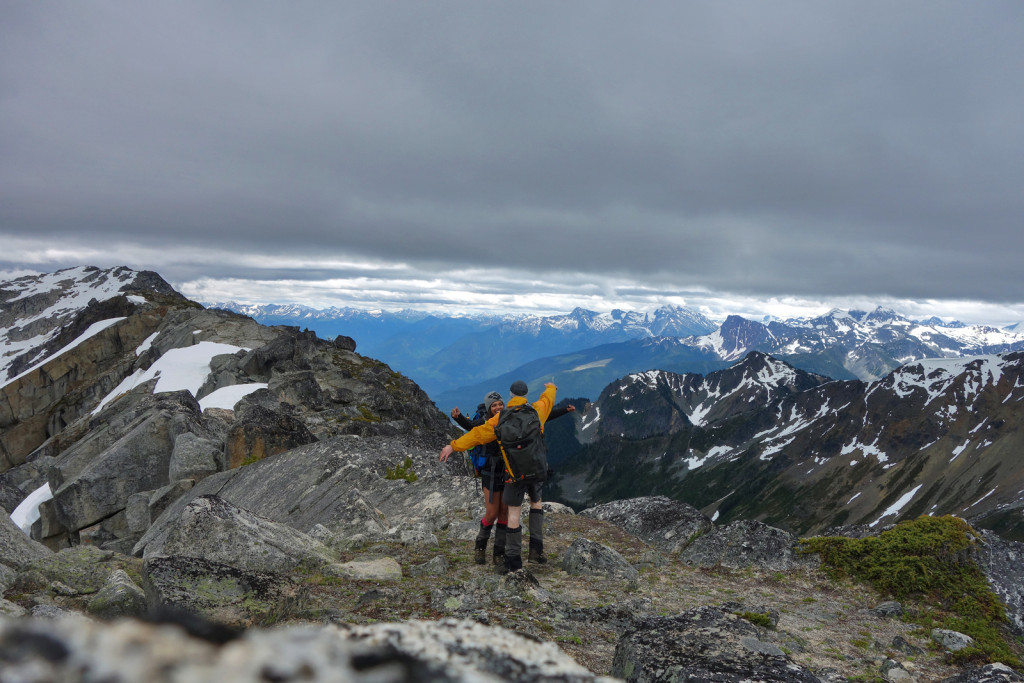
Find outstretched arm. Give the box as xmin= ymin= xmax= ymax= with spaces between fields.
xmin=548 ymin=403 xmax=576 ymax=421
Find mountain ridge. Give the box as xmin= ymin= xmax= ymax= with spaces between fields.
xmin=548 ymin=350 xmax=1024 ymax=542
xmin=209 ymin=301 xmax=1024 ymax=411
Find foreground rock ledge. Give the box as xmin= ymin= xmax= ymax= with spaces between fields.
xmin=0 ymin=615 xmax=617 ymax=683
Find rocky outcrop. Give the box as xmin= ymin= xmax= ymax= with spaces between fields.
xmin=223 ymin=401 xmax=317 ymax=468
xmin=3 ymin=268 xmax=457 ymax=557
xmin=134 ymin=434 xmax=480 ymax=559
xmin=973 ymin=531 xmax=1024 ymax=636
xmin=611 ymin=606 xmax=821 ymax=682
xmin=9 ymin=545 xmax=140 ymax=604
xmin=140 ymin=555 xmax=301 ymax=625
xmin=0 ymin=512 xmax=51 ymax=589
xmin=36 ymin=391 xmax=214 ymax=550
xmin=158 ymin=495 xmax=335 ymax=574
xmin=579 ymin=496 xmax=712 ymax=554
xmin=86 ymin=568 xmax=148 ymax=619
xmin=680 ymin=520 xmax=818 ymax=571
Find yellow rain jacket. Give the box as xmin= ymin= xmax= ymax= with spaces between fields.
xmin=448 ymin=384 xmax=557 ymax=452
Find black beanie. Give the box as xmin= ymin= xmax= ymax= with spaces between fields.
xmin=509 ymin=380 xmax=528 ymax=397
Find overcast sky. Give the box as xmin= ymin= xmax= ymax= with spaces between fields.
xmin=2 ymin=2 xmax=1023 ymax=325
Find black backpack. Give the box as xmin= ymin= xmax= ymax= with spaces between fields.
xmin=494 ymin=403 xmax=547 ymax=482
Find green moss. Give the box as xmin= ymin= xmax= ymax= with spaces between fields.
xmin=800 ymin=515 xmax=1019 ymax=667
xmin=739 ymin=611 xmax=774 ymax=629
xmin=385 ymin=456 xmax=418 ymax=483
xmin=355 ymin=404 xmax=381 ymax=423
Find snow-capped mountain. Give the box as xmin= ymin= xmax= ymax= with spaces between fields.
xmin=551 ymin=350 xmax=1024 ymax=540
xmin=214 ymin=300 xmax=1024 ymax=404
xmin=692 ymin=306 xmax=1024 ymax=380
xmin=214 ymin=301 xmax=718 ymax=396
xmin=1 ymin=266 xmax=185 ymax=384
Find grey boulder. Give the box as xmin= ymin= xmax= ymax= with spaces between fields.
xmin=561 ymin=537 xmax=639 ymax=582
xmin=612 ymin=606 xmax=820 ymax=682
xmin=680 ymin=519 xmax=817 ymax=571
xmin=580 ymin=495 xmax=712 ymax=554
xmin=156 ymin=494 xmax=335 ymax=573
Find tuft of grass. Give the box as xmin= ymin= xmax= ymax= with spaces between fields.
xmin=739 ymin=611 xmax=775 ymax=629
xmin=385 ymin=456 xmax=419 ymax=483
xmin=800 ymin=515 xmax=1019 ymax=667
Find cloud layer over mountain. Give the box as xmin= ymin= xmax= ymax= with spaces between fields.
xmin=2 ymin=3 xmax=1023 ymax=321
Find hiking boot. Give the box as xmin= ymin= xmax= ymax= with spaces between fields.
xmin=503 ymin=554 xmax=523 ymax=574
xmin=502 ymin=526 xmax=523 ymax=575
xmin=492 ymin=522 xmax=507 ymax=564
xmin=474 ymin=520 xmax=493 ymax=565
xmin=527 ymin=509 xmax=546 ymax=563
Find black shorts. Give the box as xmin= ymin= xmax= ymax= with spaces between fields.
xmin=480 ymin=469 xmax=505 ymax=493
xmin=477 ymin=461 xmax=505 ymax=492
xmin=503 ymin=479 xmax=543 ymax=508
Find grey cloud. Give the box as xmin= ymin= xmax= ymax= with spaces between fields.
xmin=1 ymin=1 xmax=1023 ymax=308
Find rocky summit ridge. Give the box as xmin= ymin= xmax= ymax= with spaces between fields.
xmin=1 ymin=267 xmax=1023 ymax=682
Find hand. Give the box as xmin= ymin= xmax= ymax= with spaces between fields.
xmin=439 ymin=445 xmax=454 ymax=462
xmin=566 ymin=404 xmax=576 ymax=412
xmin=450 ymin=407 xmax=461 ymax=418
xmin=545 ymin=382 xmax=556 ymax=389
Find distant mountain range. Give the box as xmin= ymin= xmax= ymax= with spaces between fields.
xmin=209 ymin=301 xmax=1024 ymax=410
xmin=206 ymin=302 xmax=719 ymax=398
xmin=544 ymin=350 xmax=1024 ymax=541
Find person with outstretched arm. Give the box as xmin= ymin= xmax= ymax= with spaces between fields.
xmin=440 ymin=380 xmax=556 ymax=574
xmin=450 ymin=390 xmax=509 ymax=566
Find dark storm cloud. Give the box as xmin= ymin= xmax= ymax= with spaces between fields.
xmin=2 ymin=1 xmax=1023 ymax=310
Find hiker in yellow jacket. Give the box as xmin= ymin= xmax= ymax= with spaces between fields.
xmin=440 ymin=380 xmax=556 ymax=573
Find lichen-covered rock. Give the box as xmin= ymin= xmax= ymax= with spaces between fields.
xmin=938 ymin=663 xmax=1024 ymax=682
xmin=168 ymin=432 xmax=221 ymax=481
xmin=680 ymin=519 xmax=817 ymax=571
xmin=580 ymin=496 xmax=712 ymax=554
xmin=157 ymin=494 xmax=335 ymax=573
xmin=141 ymin=555 xmax=300 ymax=625
xmin=326 ymin=557 xmax=402 ymax=582
xmin=344 ymin=618 xmax=609 ymax=682
xmin=0 ymin=615 xmax=610 ymax=682
xmin=561 ymin=537 xmax=639 ymax=582
xmin=11 ymin=545 xmax=137 ymax=596
xmin=932 ymin=628 xmax=976 ymax=652
xmin=86 ymin=568 xmax=147 ymax=619
xmin=880 ymin=658 xmax=915 ymax=682
xmin=410 ymin=555 xmax=450 ymax=577
xmin=611 ymin=606 xmax=821 ymax=682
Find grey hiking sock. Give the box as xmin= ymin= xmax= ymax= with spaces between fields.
xmin=503 ymin=526 xmax=523 ymax=573
xmin=528 ymin=509 xmax=546 ymax=563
